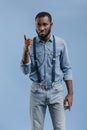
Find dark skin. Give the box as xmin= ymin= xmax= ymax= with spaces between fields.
xmin=22 ymin=35 xmax=33 ymax=64
xmin=64 ymin=80 xmax=73 ymax=111
xmin=22 ymin=16 xmax=73 ymax=110
xmin=35 ymin=16 xmax=53 ymax=42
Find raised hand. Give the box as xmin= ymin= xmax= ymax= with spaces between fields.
xmin=22 ymin=34 xmax=33 ymax=64
xmin=24 ymin=34 xmax=33 ymax=52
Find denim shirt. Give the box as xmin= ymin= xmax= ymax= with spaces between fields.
xmin=21 ymin=35 xmax=72 ymax=84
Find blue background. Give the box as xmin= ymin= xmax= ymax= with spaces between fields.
xmin=0 ymin=0 xmax=87 ymax=130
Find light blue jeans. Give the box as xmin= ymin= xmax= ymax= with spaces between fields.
xmin=30 ymin=82 xmax=65 ymax=130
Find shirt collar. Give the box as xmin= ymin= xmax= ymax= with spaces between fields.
xmin=36 ymin=34 xmax=53 ymax=43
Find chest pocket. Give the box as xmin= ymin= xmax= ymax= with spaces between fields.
xmin=30 ymin=50 xmax=44 ymax=67
xmin=47 ymin=50 xmax=61 ymax=66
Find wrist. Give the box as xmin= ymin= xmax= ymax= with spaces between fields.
xmin=24 ymin=44 xmax=31 ymax=52
xmin=68 ymin=92 xmax=73 ymax=96
xmin=24 ymin=47 xmax=29 ymax=53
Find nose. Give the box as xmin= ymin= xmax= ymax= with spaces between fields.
xmin=39 ymin=25 xmax=44 ymax=31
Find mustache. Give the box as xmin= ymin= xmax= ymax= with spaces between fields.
xmin=37 ymin=30 xmax=44 ymax=33
xmin=36 ymin=28 xmax=51 ymax=38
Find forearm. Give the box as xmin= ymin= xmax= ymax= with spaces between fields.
xmin=65 ymin=80 xmax=73 ymax=95
xmin=22 ymin=47 xmax=30 ymax=64
xmin=21 ymin=48 xmax=31 ymax=75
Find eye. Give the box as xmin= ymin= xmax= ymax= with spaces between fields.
xmin=37 ymin=23 xmax=41 ymax=26
xmin=43 ymin=23 xmax=48 ymax=26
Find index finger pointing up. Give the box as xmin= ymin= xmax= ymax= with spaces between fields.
xmin=24 ymin=34 xmax=27 ymax=41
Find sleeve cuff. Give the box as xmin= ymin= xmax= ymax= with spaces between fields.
xmin=21 ymin=59 xmax=31 ymax=65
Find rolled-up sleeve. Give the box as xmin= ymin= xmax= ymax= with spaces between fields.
xmin=20 ymin=60 xmax=31 ymax=75
xmin=60 ymin=41 xmax=72 ymax=80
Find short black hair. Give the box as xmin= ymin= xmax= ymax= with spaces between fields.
xmin=35 ymin=12 xmax=52 ymax=22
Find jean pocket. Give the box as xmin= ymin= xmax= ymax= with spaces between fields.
xmin=31 ymin=84 xmax=42 ymax=94
xmin=53 ymin=83 xmax=63 ymax=92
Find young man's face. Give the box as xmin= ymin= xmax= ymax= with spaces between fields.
xmin=35 ymin=16 xmax=53 ymax=39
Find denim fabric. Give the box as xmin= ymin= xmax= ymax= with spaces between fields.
xmin=21 ymin=35 xmax=72 ymax=83
xmin=21 ymin=35 xmax=72 ymax=130
xmin=30 ymin=83 xmax=65 ymax=130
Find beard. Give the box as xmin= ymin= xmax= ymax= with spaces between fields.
xmin=36 ymin=28 xmax=51 ymax=40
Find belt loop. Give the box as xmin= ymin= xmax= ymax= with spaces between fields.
xmin=52 ymin=82 xmax=54 ymax=87
xmin=39 ymin=82 xmax=42 ymax=86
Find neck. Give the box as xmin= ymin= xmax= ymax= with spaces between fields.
xmin=40 ymin=34 xmax=51 ymax=42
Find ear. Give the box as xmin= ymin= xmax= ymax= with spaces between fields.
xmin=50 ymin=22 xmax=53 ymax=27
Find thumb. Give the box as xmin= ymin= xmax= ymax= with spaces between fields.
xmin=24 ymin=34 xmax=27 ymax=41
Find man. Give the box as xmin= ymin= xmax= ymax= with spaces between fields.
xmin=21 ymin=12 xmax=73 ymax=130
